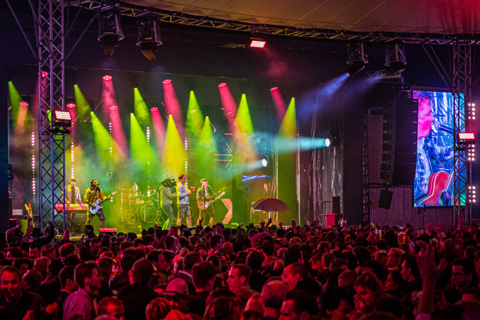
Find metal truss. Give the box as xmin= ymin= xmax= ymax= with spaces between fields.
xmin=452 ymin=39 xmax=472 ymax=225
xmin=362 ymin=109 xmax=370 ymax=226
xmin=37 ymin=0 xmax=66 ymax=233
xmin=67 ymin=0 xmax=480 ymax=45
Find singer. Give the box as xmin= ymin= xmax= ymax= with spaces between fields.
xmin=176 ymin=174 xmax=194 ymax=227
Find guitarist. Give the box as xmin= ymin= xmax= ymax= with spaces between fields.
xmin=196 ymin=178 xmax=216 ymax=226
xmin=84 ymin=178 xmax=111 ymax=228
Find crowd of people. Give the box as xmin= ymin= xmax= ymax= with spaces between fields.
xmin=1 ymin=218 xmax=480 ymax=320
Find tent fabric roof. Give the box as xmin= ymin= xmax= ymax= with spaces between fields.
xmin=123 ymin=0 xmax=480 ymax=34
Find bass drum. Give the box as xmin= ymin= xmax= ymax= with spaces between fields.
xmin=138 ymin=204 xmax=158 ymax=224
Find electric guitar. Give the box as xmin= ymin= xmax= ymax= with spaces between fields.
xmin=89 ymin=192 xmax=118 ymax=215
xmin=197 ymin=191 xmax=225 ymax=210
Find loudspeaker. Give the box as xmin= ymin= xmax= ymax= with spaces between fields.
xmin=332 ymin=196 xmax=341 ymax=214
xmin=379 ymin=190 xmax=393 ymax=209
xmin=380 ymin=92 xmax=417 ymax=186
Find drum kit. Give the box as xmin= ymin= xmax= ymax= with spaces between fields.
xmin=119 ymin=186 xmax=166 ymax=225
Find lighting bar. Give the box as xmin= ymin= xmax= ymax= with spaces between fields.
xmin=459 ymin=132 xmax=475 ymax=140
xmin=20 ymin=102 xmax=29 ymax=107
xmin=250 ymin=39 xmax=266 ymax=48
xmin=103 ymin=75 xmax=112 ymax=81
xmin=66 ymin=103 xmax=76 ymax=109
xmin=468 ymin=102 xmax=476 ymax=121
xmin=468 ymin=185 xmax=477 ymax=203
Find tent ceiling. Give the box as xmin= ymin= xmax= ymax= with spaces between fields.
xmin=123 ymin=0 xmax=480 ymax=35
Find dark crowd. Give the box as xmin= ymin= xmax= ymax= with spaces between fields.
xmin=1 ymin=217 xmax=480 ymax=320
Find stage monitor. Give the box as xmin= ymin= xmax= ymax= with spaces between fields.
xmin=413 ymin=90 xmax=465 ymax=207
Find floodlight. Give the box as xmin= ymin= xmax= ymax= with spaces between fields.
xmin=98 ymin=11 xmax=124 ymax=56
xmin=385 ymin=42 xmax=407 ymax=75
xmin=137 ymin=18 xmax=162 ymax=60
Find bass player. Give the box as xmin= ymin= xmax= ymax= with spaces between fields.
xmin=84 ymin=178 xmax=111 ymax=228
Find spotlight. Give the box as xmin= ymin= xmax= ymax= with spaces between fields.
xmin=51 ymin=110 xmax=72 ymax=134
xmin=163 ymin=79 xmax=172 ymax=84
xmin=98 ymin=11 xmax=124 ymax=56
xmin=250 ymin=38 xmax=266 ymax=48
xmin=325 ymin=138 xmax=331 ymax=147
xmin=385 ymin=41 xmax=407 ymax=75
xmin=66 ymin=103 xmax=76 ymax=109
xmin=346 ymin=42 xmax=368 ymax=75
xmin=218 ymin=83 xmax=227 ymax=88
xmin=110 ymin=105 xmax=118 ymax=111
xmin=136 ymin=18 xmax=162 ymax=61
xmin=150 ymin=107 xmax=158 ymax=112
xmin=103 ymin=75 xmax=112 ymax=81
xmin=261 ymin=158 xmax=268 ymax=167
xmin=20 ymin=102 xmax=29 ymax=108
xmin=41 ymin=71 xmax=48 ymax=78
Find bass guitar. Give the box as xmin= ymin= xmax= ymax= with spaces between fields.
xmin=197 ymin=191 xmax=225 ymax=210
xmin=89 ymin=192 xmax=118 ymax=215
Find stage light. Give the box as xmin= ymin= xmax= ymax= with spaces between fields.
xmin=66 ymin=103 xmax=76 ymax=109
xmin=51 ymin=110 xmax=72 ymax=134
xmin=19 ymin=102 xmax=29 ymax=107
xmin=385 ymin=41 xmax=407 ymax=75
xmin=110 ymin=105 xmax=118 ymax=111
xmin=459 ymin=132 xmax=475 ymax=140
xmin=98 ymin=11 xmax=124 ymax=56
xmin=250 ymin=38 xmax=266 ymax=48
xmin=103 ymin=75 xmax=112 ymax=81
xmin=261 ymin=158 xmax=268 ymax=167
xmin=469 ymin=185 xmax=477 ymax=203
xmin=218 ymin=83 xmax=227 ymax=88
xmin=150 ymin=107 xmax=158 ymax=112
xmin=270 ymin=87 xmax=278 ymax=92
xmin=163 ymin=79 xmax=172 ymax=84
xmin=325 ymin=138 xmax=331 ymax=147
xmin=468 ymin=102 xmax=476 ymax=120
xmin=40 ymin=71 xmax=48 ymax=78
xmin=136 ymin=18 xmax=162 ymax=61
xmin=346 ymin=42 xmax=368 ymax=76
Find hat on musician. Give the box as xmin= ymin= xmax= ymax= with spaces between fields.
xmin=70 ymin=177 xmax=77 ymax=182
xmin=200 ymin=178 xmax=208 ymax=183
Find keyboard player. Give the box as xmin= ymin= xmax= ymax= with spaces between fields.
xmin=63 ymin=177 xmax=83 ymax=225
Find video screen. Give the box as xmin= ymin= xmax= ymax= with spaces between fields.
xmin=413 ymin=90 xmax=464 ymax=207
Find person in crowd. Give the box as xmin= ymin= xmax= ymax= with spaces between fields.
xmin=227 ymin=264 xmax=256 ymax=310
xmin=451 ymin=257 xmax=478 ymax=292
xmin=261 ymin=280 xmax=288 ymax=320
xmin=0 ymin=266 xmax=49 ymax=320
xmin=63 ymin=262 xmax=102 ymax=320
xmin=97 ymin=297 xmax=125 ymax=320
xmin=119 ymin=259 xmax=158 ymax=320
xmin=279 ymin=289 xmax=319 ymax=320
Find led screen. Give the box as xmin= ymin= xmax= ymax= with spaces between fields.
xmin=413 ymin=90 xmax=464 ymax=207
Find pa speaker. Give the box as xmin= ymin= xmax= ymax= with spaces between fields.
xmin=332 ymin=196 xmax=341 ymax=214
xmin=379 ymin=190 xmax=393 ymax=209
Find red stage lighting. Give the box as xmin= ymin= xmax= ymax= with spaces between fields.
xmin=20 ymin=102 xmax=29 ymax=107
xmin=250 ymin=39 xmax=266 ymax=48
xmin=163 ymin=79 xmax=172 ymax=84
xmin=40 ymin=71 xmax=48 ymax=78
xmin=54 ymin=110 xmax=72 ymax=121
xmin=103 ymin=75 xmax=112 ymax=81
xmin=150 ymin=107 xmax=158 ymax=112
xmin=459 ymin=132 xmax=475 ymax=140
xmin=66 ymin=103 xmax=76 ymax=109
xmin=270 ymin=87 xmax=278 ymax=92
xmin=218 ymin=83 xmax=227 ymax=88
xmin=110 ymin=105 xmax=118 ymax=111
